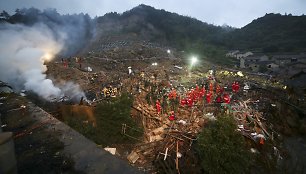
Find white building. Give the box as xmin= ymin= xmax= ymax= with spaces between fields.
xmin=226 ymin=50 xmax=239 ymax=58
xmin=236 ymin=52 xmax=254 ymax=59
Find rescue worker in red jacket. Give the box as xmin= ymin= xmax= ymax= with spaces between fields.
xmin=206 ymin=92 xmax=212 ymax=104
xmin=199 ymin=86 xmax=206 ymax=98
xmin=187 ymin=97 xmax=193 ymax=107
xmin=232 ymin=81 xmax=240 ymax=93
xmin=232 ymin=81 xmax=236 ymax=93
xmin=223 ymin=93 xmax=231 ymax=104
xmin=209 ymin=83 xmax=214 ymax=93
xmin=156 ymin=99 xmax=161 ymax=114
xmin=216 ymin=95 xmax=222 ymax=103
xmin=235 ymin=82 xmax=240 ymax=92
xmin=180 ymin=98 xmax=187 ymax=107
xmin=216 ymin=84 xmax=221 ymax=94
xmin=169 ymin=111 xmax=175 ymax=121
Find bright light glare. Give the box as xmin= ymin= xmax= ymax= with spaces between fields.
xmin=190 ymin=56 xmax=198 ymax=66
xmin=42 ymin=53 xmax=53 ymax=62
xmin=152 ymin=62 xmax=158 ymax=66
xmin=237 ymin=71 xmax=244 ymax=77
xmin=167 ymin=49 xmax=171 ymax=54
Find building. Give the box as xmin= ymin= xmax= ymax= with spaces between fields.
xmin=248 ymin=63 xmax=260 ymax=72
xmin=244 ymin=55 xmax=269 ymax=62
xmin=266 ymin=63 xmax=279 ymax=71
xmin=240 ymin=58 xmax=245 ymax=68
xmin=236 ymin=51 xmax=253 ymax=59
xmin=226 ymin=50 xmax=239 ymax=58
xmin=272 ymin=54 xmax=306 ymax=66
xmin=241 ymin=54 xmax=269 ymax=71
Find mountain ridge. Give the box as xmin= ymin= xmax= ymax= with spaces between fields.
xmin=1 ymin=4 xmax=306 ymax=62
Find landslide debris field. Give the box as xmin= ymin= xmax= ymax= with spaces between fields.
xmin=1 ymin=44 xmax=306 ymax=174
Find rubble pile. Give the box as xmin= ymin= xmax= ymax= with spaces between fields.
xmin=42 ymin=48 xmax=305 ymax=173
xmin=128 ymin=103 xmax=204 ymax=173
xmin=122 ymin=68 xmax=291 ymax=173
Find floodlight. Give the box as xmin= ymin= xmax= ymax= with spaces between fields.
xmin=190 ymin=56 xmax=198 ymax=66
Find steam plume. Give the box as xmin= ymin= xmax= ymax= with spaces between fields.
xmin=0 ymin=8 xmax=93 ymax=101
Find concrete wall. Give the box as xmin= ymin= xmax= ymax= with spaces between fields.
xmin=0 ymin=132 xmax=17 ymax=174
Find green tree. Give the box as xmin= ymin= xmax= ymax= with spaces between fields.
xmin=197 ymin=115 xmax=252 ymax=174
xmin=93 ymin=93 xmax=143 ymax=145
xmin=64 ymin=93 xmax=143 ymax=146
xmin=0 ymin=10 xmax=10 ymax=19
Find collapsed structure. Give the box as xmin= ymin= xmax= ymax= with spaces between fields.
xmin=113 ymin=68 xmax=288 ymax=173
xmin=39 ymin=49 xmax=306 ymax=173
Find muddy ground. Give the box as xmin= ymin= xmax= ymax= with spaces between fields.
xmin=2 ymin=45 xmax=306 ymax=173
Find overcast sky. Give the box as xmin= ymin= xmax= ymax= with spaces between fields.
xmin=1 ymin=0 xmax=305 ymax=28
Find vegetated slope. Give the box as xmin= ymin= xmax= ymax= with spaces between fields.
xmin=224 ymin=13 xmax=306 ymax=52
xmin=92 ymin=5 xmax=306 ymax=63
xmin=91 ymin=4 xmax=231 ymax=64
xmin=2 ymin=5 xmax=306 ymax=62
xmin=0 ymin=8 xmax=95 ymax=57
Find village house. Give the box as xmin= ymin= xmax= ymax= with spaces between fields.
xmin=298 ymin=53 xmax=306 ymax=63
xmin=271 ymin=54 xmax=306 ymax=66
xmin=285 ymin=70 xmax=306 ymax=107
xmin=240 ymin=54 xmax=269 ymax=70
xmin=266 ymin=62 xmax=279 ymax=71
xmin=226 ymin=50 xmax=239 ymax=58
xmin=237 ymin=52 xmax=306 ymax=74
xmin=288 ymin=62 xmax=306 ymax=70
xmin=247 ymin=61 xmax=277 ymax=72
xmin=240 ymin=58 xmax=245 ymax=68
xmin=236 ymin=51 xmax=253 ymax=59
xmin=244 ymin=55 xmax=269 ymax=62
xmin=247 ymin=63 xmax=260 ymax=72
xmin=277 ymin=62 xmax=306 ymax=79
xmin=272 ymin=55 xmax=296 ymax=65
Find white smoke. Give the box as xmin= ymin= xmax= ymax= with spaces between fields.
xmin=59 ymin=81 xmax=86 ymax=101
xmin=0 ymin=22 xmax=85 ymax=101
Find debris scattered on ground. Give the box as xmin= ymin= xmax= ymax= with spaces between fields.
xmin=3 ymin=45 xmax=304 ymax=173
xmin=104 ymin=147 xmax=117 ymax=155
